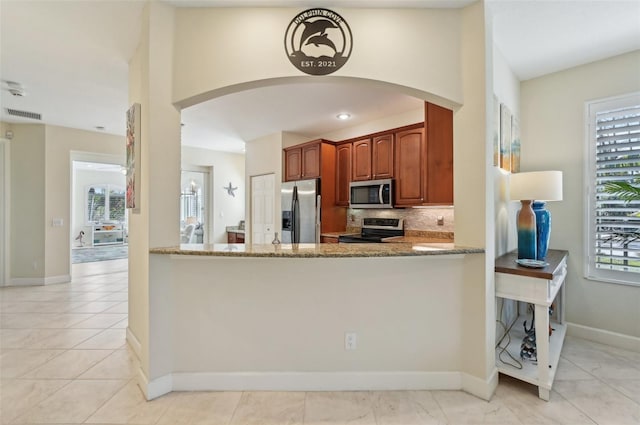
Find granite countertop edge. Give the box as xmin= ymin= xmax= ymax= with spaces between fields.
xmin=150 ymin=244 xmax=484 ymax=258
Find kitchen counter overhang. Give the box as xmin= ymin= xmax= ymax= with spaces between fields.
xmin=150 ymin=242 xmax=483 ymax=258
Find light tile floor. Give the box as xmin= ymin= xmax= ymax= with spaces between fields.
xmin=1 ymin=258 xmax=639 ymax=424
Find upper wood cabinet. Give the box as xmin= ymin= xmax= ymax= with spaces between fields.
xmin=302 ymin=143 xmax=320 ymax=178
xmin=425 ymin=102 xmax=453 ymax=204
xmin=393 ymin=102 xmax=453 ymax=206
xmin=352 ymin=138 xmax=372 ymax=181
xmin=284 ymin=148 xmax=302 ymax=181
xmin=335 ymin=143 xmax=352 ymax=206
xmin=372 ymin=133 xmax=394 ymax=179
xmin=283 ymin=139 xmax=346 ymax=233
xmin=351 ymin=134 xmax=394 ymax=182
xmin=284 ymin=140 xmax=323 ymax=181
xmin=394 ymin=127 xmax=426 ymax=206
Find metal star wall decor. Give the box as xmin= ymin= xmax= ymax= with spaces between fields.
xmin=224 ymin=182 xmax=238 ymax=197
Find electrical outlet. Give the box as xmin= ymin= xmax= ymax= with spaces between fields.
xmin=345 ymin=332 xmax=357 ymax=350
xmin=437 ymin=215 xmax=444 ymax=226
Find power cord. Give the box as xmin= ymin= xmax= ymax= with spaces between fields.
xmin=495 ymin=298 xmax=523 ymax=370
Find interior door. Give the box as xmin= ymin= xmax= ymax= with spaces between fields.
xmin=251 ymin=173 xmax=275 ymax=244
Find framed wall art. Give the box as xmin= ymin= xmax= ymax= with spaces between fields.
xmin=511 ymin=116 xmax=521 ymax=173
xmin=500 ymin=103 xmax=512 ymax=172
xmin=126 ymin=103 xmax=141 ymax=213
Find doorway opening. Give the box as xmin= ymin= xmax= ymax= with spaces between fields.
xmin=180 ymin=167 xmax=209 ymax=244
xmin=71 ymin=160 xmax=128 ymax=264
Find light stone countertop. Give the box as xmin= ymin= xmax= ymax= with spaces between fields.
xmin=225 ymin=226 xmax=245 ymax=234
xmin=150 ymin=242 xmax=483 ymax=258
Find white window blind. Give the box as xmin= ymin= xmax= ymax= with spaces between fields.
xmin=86 ymin=185 xmax=126 ymax=224
xmin=587 ymin=93 xmax=640 ymax=285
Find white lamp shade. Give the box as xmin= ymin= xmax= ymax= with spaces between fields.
xmin=510 ymin=171 xmax=563 ymax=201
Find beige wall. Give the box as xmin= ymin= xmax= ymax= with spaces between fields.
xmin=172 ymin=8 xmax=462 ymax=109
xmin=8 ymin=124 xmax=46 ymax=280
xmin=3 ymin=123 xmax=122 ymax=282
xmin=181 ymin=146 xmax=245 ymax=243
xmin=521 ymin=50 xmax=640 ymax=338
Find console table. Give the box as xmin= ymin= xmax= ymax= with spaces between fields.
xmin=89 ymin=224 xmax=125 ymax=246
xmin=494 ymin=249 xmax=568 ymax=400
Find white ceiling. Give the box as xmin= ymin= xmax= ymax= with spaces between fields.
xmin=1 ymin=1 xmax=639 ymax=153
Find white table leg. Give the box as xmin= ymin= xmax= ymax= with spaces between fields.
xmin=535 ymin=303 xmax=550 ymax=401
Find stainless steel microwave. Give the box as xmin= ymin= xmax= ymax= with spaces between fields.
xmin=349 ymin=179 xmax=394 ymax=209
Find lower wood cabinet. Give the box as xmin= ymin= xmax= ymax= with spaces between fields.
xmin=320 ymin=235 xmax=339 ymax=243
xmin=227 ymin=232 xmax=245 ymax=243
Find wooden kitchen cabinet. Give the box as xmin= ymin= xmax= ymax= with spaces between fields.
xmin=335 ymin=142 xmax=352 ymax=206
xmin=284 ymin=148 xmax=302 ymax=181
xmin=227 ymin=232 xmax=245 ymax=243
xmin=393 ymin=102 xmax=453 ymax=207
xmin=394 ymin=127 xmax=426 ymax=206
xmin=320 ymin=235 xmax=339 ymax=243
xmin=284 ymin=141 xmax=324 ymax=181
xmin=425 ymin=102 xmax=453 ymax=204
xmin=352 ymin=138 xmax=372 ymax=181
xmin=372 ymin=133 xmax=394 ymax=179
xmin=351 ymin=134 xmax=394 ymax=182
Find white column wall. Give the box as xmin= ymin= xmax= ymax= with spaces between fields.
xmin=128 ymin=1 xmax=181 ymax=390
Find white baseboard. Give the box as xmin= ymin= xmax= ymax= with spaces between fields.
xmin=462 ymin=368 xmax=498 ymax=401
xmin=45 ymin=275 xmax=70 ymax=285
xmin=171 ymin=371 xmax=463 ymax=392
xmin=9 ymin=275 xmax=70 ymax=286
xmin=135 ymin=369 xmax=496 ymax=400
xmin=126 ymin=327 xmax=142 ymax=358
xmin=136 ymin=367 xmax=173 ymax=401
xmin=567 ymin=322 xmax=640 ymax=353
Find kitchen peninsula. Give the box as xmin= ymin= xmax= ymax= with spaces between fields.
xmin=145 ymin=243 xmax=487 ymax=400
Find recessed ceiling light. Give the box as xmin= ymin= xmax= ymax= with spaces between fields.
xmin=336 ymin=113 xmax=351 ymax=120
xmin=95 ymin=126 xmax=105 ymax=131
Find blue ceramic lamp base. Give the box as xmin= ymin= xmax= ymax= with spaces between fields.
xmin=533 ymin=201 xmax=551 ymax=261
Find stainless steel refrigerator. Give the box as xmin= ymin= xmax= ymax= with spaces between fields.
xmin=281 ymin=178 xmax=321 ymax=243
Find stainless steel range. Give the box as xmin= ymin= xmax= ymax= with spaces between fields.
xmin=338 ymin=218 xmax=404 ymax=243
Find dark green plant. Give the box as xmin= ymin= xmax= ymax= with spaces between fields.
xmin=601 ymin=178 xmax=640 ymax=264
xmin=604 ymin=179 xmax=640 ymax=203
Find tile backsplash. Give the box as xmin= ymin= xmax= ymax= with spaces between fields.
xmin=347 ymin=207 xmax=454 ymax=232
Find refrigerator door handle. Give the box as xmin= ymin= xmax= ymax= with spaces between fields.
xmin=292 ymin=186 xmax=300 ymax=243
xmin=316 ymin=194 xmax=321 ymax=243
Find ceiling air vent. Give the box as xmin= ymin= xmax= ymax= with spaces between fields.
xmin=6 ymin=108 xmax=42 ymax=121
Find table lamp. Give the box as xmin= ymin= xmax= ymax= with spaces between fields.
xmin=510 ymin=171 xmax=563 ymax=260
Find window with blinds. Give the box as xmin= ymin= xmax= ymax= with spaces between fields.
xmin=587 ymin=93 xmax=640 ymax=285
xmin=86 ymin=185 xmax=126 ymax=224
